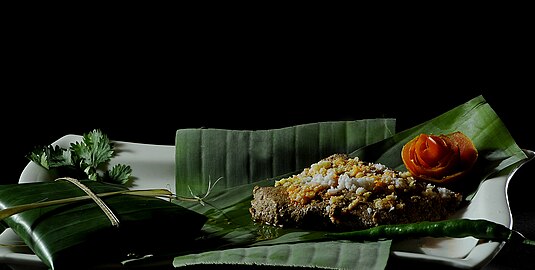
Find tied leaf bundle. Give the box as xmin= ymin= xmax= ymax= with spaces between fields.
xmin=0 ymin=180 xmax=208 ymax=270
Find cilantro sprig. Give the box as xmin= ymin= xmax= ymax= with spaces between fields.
xmin=27 ymin=129 xmax=132 ymax=185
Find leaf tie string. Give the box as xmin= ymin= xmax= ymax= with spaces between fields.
xmin=55 ymin=177 xmax=120 ymax=228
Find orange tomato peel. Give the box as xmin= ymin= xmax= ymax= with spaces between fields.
xmin=401 ymin=131 xmax=478 ymax=184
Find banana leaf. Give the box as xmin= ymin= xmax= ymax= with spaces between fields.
xmin=173 ymin=240 xmax=390 ymax=270
xmin=175 ymin=119 xmax=396 ymax=197
xmin=169 ymin=95 xmax=529 ymax=269
xmin=0 ymin=180 xmax=208 ymax=270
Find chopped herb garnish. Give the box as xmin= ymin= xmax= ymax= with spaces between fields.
xmin=27 ymin=129 xmax=132 ymax=185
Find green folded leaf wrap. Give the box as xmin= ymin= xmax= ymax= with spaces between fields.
xmin=175 ymin=119 xmax=396 ymax=197
xmin=0 ymin=180 xmax=208 ymax=270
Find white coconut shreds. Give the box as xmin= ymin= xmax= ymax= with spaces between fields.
xmin=274 ymin=153 xmax=459 ymax=206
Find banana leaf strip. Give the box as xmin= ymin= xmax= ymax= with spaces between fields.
xmin=175 ymin=119 xmax=396 ymax=197
xmin=173 ymin=240 xmax=390 ymax=270
xmin=0 ymin=180 xmax=208 ymax=270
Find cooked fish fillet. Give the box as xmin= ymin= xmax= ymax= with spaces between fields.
xmin=249 ymin=154 xmax=463 ymax=231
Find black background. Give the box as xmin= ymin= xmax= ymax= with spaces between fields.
xmin=2 ymin=12 xmax=534 ymax=270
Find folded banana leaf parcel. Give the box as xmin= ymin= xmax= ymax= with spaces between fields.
xmin=0 ymin=178 xmax=208 ymax=270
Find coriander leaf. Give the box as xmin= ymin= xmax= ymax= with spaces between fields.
xmin=70 ymin=129 xmax=114 ymax=169
xmin=27 ymin=145 xmax=73 ymax=169
xmin=103 ymin=164 xmax=133 ymax=185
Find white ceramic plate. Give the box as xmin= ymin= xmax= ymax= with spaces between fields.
xmin=1 ymin=134 xmax=533 ymax=269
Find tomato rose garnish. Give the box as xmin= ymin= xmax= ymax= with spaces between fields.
xmin=401 ymin=131 xmax=478 ymax=184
